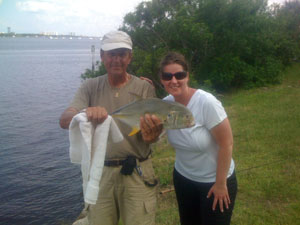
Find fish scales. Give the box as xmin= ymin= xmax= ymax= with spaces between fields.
xmin=111 ymin=98 xmax=195 ymax=136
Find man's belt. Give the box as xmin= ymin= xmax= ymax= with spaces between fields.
xmin=104 ymin=156 xmax=158 ymax=186
xmin=104 ymin=157 xmax=148 ymax=167
xmin=104 ymin=159 xmax=125 ymax=167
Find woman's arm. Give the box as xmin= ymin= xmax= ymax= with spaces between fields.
xmin=207 ymin=118 xmax=233 ymax=212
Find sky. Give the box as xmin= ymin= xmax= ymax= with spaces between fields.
xmin=0 ymin=0 xmax=287 ymax=37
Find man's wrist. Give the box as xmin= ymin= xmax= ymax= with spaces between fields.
xmin=80 ymin=108 xmax=86 ymax=113
xmin=145 ymin=136 xmax=160 ymax=144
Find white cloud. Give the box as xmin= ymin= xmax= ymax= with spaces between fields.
xmin=16 ymin=0 xmax=149 ymax=36
xmin=268 ymin=0 xmax=286 ymax=5
xmin=16 ymin=0 xmax=59 ymax=13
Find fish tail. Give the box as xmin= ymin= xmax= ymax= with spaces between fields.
xmin=128 ymin=126 xmax=140 ymax=136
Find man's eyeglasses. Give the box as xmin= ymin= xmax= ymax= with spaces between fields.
xmin=106 ymin=50 xmax=130 ymax=58
xmin=161 ymin=71 xmax=187 ymax=81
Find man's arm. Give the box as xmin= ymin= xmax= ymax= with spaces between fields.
xmin=59 ymin=107 xmax=79 ymax=129
xmin=59 ymin=106 xmax=109 ymax=129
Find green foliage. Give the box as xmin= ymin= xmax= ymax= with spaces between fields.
xmin=80 ymin=61 xmax=107 ymax=80
xmin=81 ymin=0 xmax=300 ymax=93
xmin=272 ymin=0 xmax=300 ymax=64
xmin=121 ymin=0 xmax=300 ymax=91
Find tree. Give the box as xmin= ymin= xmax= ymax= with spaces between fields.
xmin=271 ymin=0 xmax=300 ymax=64
xmin=82 ymin=0 xmax=300 ymax=93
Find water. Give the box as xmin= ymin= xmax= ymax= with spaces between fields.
xmin=0 ymin=37 xmax=101 ymax=225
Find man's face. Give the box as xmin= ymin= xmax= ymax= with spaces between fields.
xmin=101 ymin=48 xmax=132 ymax=77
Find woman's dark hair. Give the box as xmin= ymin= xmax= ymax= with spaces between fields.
xmin=159 ymin=52 xmax=189 ymax=76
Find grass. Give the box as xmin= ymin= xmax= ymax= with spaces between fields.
xmin=151 ymin=63 xmax=300 ymax=225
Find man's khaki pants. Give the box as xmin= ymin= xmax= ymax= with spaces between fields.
xmin=87 ymin=158 xmax=157 ymax=225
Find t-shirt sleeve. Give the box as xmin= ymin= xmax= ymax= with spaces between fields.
xmin=69 ymin=81 xmax=90 ymax=111
xmin=203 ymin=96 xmax=227 ymax=130
xmin=163 ymin=95 xmax=174 ymax=101
xmin=139 ymin=79 xmax=156 ymax=98
xmin=146 ymin=84 xmax=156 ymax=98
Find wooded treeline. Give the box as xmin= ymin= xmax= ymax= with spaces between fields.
xmin=82 ymin=0 xmax=300 ymax=94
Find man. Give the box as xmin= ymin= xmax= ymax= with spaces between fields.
xmin=59 ymin=30 xmax=162 ymax=225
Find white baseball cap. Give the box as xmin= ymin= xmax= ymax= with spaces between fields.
xmin=100 ymin=31 xmax=132 ymax=51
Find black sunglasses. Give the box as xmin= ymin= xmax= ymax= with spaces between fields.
xmin=161 ymin=71 xmax=187 ymax=81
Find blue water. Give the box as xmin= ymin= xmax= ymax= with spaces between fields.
xmin=0 ymin=37 xmax=100 ymax=225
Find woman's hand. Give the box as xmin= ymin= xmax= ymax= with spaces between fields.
xmin=207 ymin=183 xmax=231 ymax=212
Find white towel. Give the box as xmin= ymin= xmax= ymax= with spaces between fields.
xmin=69 ymin=113 xmax=123 ymax=204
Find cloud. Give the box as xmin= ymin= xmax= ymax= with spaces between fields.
xmin=268 ymin=0 xmax=285 ymax=5
xmin=16 ymin=0 xmax=59 ymax=13
xmin=15 ymin=0 xmax=148 ymax=36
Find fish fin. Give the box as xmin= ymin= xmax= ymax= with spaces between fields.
xmin=128 ymin=126 xmax=140 ymax=136
xmin=111 ymin=114 xmax=127 ymax=119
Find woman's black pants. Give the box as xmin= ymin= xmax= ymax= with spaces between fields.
xmin=173 ymin=168 xmax=238 ymax=225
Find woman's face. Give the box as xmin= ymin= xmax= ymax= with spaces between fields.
xmin=160 ymin=63 xmax=189 ymax=97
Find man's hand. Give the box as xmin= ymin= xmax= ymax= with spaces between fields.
xmin=140 ymin=114 xmax=163 ymax=143
xmin=86 ymin=106 xmax=108 ymax=124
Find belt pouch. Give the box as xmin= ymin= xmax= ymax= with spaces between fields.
xmin=120 ymin=156 xmax=136 ymax=175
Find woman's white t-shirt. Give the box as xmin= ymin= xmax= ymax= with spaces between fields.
xmin=164 ymin=89 xmax=235 ymax=183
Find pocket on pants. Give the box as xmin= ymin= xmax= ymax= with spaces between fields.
xmin=144 ymin=198 xmax=156 ymax=214
xmin=140 ymin=159 xmax=158 ymax=186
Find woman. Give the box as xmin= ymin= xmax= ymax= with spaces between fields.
xmin=159 ymin=52 xmax=237 ymax=225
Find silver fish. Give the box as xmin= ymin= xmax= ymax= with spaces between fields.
xmin=111 ymin=98 xmax=195 ymax=136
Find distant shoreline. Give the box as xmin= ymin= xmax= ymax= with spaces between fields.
xmin=0 ymin=33 xmax=100 ymax=39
